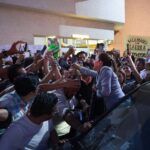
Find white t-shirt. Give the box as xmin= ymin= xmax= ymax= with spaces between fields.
xmin=0 ymin=116 xmax=54 ymax=150
xmin=140 ymin=69 xmax=150 ymax=79
xmin=53 ymin=89 xmax=77 ymax=118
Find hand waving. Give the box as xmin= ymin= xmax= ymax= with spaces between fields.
xmin=8 ymin=40 xmax=26 ymax=55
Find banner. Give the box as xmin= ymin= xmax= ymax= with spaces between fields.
xmin=126 ymin=35 xmax=150 ymax=58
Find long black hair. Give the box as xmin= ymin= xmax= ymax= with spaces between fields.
xmin=98 ymin=53 xmax=118 ymax=74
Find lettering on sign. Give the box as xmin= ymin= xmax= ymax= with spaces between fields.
xmin=126 ymin=36 xmax=150 ymax=57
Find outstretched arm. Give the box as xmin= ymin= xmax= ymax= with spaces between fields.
xmin=37 ymin=79 xmax=80 ymax=92
xmin=127 ymin=54 xmax=142 ymax=83
xmin=0 ymin=41 xmax=26 ymax=59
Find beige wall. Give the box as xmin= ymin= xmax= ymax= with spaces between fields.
xmin=1 ymin=0 xmax=148 ymax=54
xmin=0 ymin=5 xmax=114 ymax=45
xmin=0 ymin=0 xmax=125 ymax=23
xmin=0 ymin=0 xmax=76 ymax=14
xmin=114 ymin=0 xmax=150 ymax=54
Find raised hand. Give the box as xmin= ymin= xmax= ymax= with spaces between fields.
xmin=126 ymin=43 xmax=132 ymax=56
xmin=71 ymin=63 xmax=81 ymax=70
xmin=8 ymin=40 xmax=26 ymax=55
xmin=44 ymin=51 xmax=58 ymax=69
xmin=68 ymin=46 xmax=75 ymax=54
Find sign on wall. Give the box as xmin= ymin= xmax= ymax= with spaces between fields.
xmin=126 ymin=35 xmax=150 ymax=58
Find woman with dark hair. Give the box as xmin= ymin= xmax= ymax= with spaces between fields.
xmin=73 ymin=53 xmax=124 ymax=113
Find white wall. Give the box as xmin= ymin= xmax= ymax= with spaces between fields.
xmin=0 ymin=0 xmax=76 ymax=14
xmin=59 ymin=25 xmax=114 ymax=40
xmin=0 ymin=6 xmax=60 ymax=44
xmin=114 ymin=0 xmax=150 ymax=53
xmin=75 ymin=0 xmax=125 ymax=23
xmin=0 ymin=6 xmax=114 ymax=45
xmin=0 ymin=0 xmax=125 ymax=24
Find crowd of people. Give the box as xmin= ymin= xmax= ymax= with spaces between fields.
xmin=0 ymin=40 xmax=150 ymax=149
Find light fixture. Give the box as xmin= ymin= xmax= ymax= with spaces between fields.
xmin=48 ymin=36 xmax=56 ymax=39
xmin=72 ymin=34 xmax=90 ymax=39
xmin=107 ymin=40 xmax=112 ymax=45
xmin=98 ymin=40 xmax=104 ymax=43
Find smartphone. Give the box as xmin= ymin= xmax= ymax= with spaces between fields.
xmin=19 ymin=43 xmax=25 ymax=52
xmin=41 ymin=45 xmax=47 ymax=55
xmin=24 ymin=42 xmax=28 ymax=52
xmin=126 ymin=43 xmax=130 ymax=55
